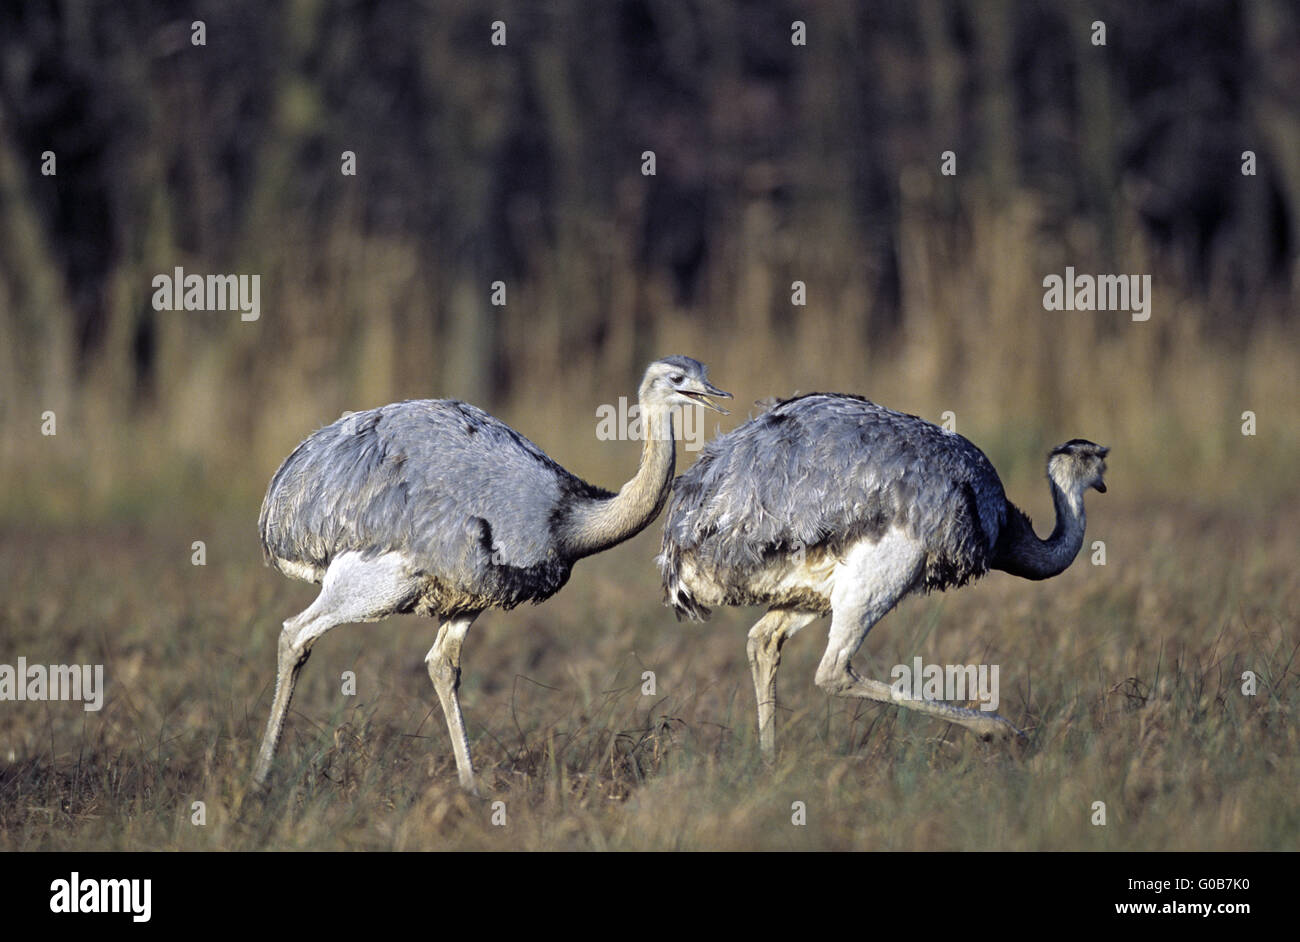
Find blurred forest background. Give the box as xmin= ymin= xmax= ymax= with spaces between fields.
xmin=0 ymin=0 xmax=1296 ymax=515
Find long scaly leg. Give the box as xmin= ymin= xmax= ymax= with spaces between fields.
xmin=812 ymin=533 xmax=1024 ymax=740
xmin=253 ymin=552 xmax=417 ymax=787
xmin=426 ymin=613 xmax=481 ymax=795
xmin=253 ymin=609 xmax=323 ymax=787
xmin=746 ymin=609 xmax=818 ymax=763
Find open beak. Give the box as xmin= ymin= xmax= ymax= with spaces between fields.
xmin=682 ymin=381 xmax=733 ymax=415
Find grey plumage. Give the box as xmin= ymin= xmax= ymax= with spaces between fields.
xmin=661 ymin=394 xmax=1009 ymax=618
xmin=259 ymin=400 xmax=610 ymax=615
xmin=251 ymin=356 xmax=731 ymax=793
xmin=658 ymin=391 xmax=1108 ymax=756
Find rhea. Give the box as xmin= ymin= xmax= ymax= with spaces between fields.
xmin=252 ymin=356 xmax=731 ymax=794
xmin=658 ymin=393 xmax=1108 ymax=760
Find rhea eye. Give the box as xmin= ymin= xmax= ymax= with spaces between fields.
xmin=670 ymin=373 xmax=685 ymax=384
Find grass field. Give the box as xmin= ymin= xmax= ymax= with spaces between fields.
xmin=2 ymin=465 xmax=1295 ymax=851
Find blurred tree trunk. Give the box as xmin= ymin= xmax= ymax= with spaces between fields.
xmin=1247 ymin=0 xmax=1300 ymax=291
xmin=1068 ymin=3 xmax=1120 ymax=260
xmin=0 ymin=102 xmax=74 ymax=434
xmin=919 ymin=0 xmax=962 ymax=190
xmin=445 ymin=270 xmax=494 ymax=408
xmin=971 ymin=0 xmax=1015 ymax=199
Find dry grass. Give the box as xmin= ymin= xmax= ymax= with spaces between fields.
xmin=3 ymin=252 xmax=1295 ymax=848
xmin=1 ymin=474 xmax=1295 ymax=850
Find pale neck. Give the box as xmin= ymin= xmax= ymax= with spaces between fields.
xmin=559 ymin=404 xmax=677 ymax=559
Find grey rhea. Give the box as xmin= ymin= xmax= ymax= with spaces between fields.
xmin=252 ymin=356 xmax=731 ymax=794
xmin=658 ymin=393 xmax=1108 ymax=759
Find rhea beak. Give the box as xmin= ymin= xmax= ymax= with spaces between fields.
xmin=1094 ymin=481 xmax=1107 ymax=493
xmin=682 ymin=381 xmax=733 ymax=415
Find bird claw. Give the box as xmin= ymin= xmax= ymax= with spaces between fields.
xmin=976 ymin=716 xmax=1028 ymax=742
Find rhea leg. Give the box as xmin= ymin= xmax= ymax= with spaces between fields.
xmin=252 ymin=552 xmax=418 ymax=787
xmin=747 ymin=609 xmax=818 ymax=764
xmin=252 ymin=607 xmax=326 ymax=788
xmin=425 ymin=613 xmax=481 ymax=796
xmin=812 ymin=532 xmax=1023 ymax=741
xmin=816 ymin=664 xmax=1022 ymax=738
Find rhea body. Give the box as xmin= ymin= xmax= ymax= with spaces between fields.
xmin=252 ymin=356 xmax=730 ymax=793
xmin=658 ymin=393 xmax=1108 ymax=758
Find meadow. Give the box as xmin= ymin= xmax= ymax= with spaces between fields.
xmin=2 ymin=354 xmax=1295 ymax=850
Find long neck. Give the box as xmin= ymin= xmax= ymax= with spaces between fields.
xmin=992 ymin=477 xmax=1086 ymax=580
xmin=559 ymin=403 xmax=677 ymax=558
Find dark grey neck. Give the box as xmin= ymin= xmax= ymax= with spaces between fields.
xmin=991 ymin=478 xmax=1086 ymax=580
